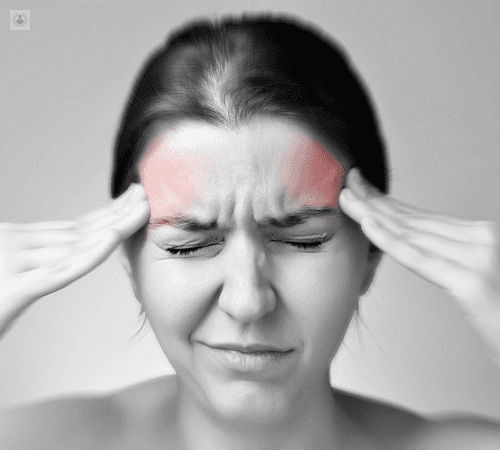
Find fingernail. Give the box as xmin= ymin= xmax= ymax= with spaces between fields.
xmin=342 ymin=188 xmax=357 ymax=201
xmin=351 ymin=168 xmax=362 ymax=183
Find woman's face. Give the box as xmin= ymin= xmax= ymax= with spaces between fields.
xmin=120 ymin=116 xmax=378 ymax=424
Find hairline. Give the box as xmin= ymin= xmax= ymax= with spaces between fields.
xmin=133 ymin=113 xmax=354 ymax=185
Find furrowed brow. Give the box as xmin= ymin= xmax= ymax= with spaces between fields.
xmin=149 ymin=206 xmax=340 ymax=232
xmin=149 ymin=215 xmax=219 ymax=232
xmin=258 ymin=206 xmax=340 ymax=229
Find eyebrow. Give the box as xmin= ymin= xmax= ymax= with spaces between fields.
xmin=148 ymin=206 xmax=340 ymax=232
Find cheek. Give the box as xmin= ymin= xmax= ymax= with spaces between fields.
xmin=278 ymin=134 xmax=345 ymax=209
xmin=283 ymin=231 xmax=365 ymax=345
xmin=133 ymin=251 xmax=210 ymax=338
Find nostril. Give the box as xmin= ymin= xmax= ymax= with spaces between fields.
xmin=218 ymin=286 xmax=276 ymax=322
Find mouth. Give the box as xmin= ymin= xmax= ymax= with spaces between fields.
xmin=199 ymin=342 xmax=296 ymax=374
xmin=203 ymin=343 xmax=293 ymax=353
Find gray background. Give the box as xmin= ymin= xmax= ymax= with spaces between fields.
xmin=1 ymin=0 xmax=500 ymax=421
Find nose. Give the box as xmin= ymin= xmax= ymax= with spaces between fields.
xmin=218 ymin=234 xmax=276 ymax=322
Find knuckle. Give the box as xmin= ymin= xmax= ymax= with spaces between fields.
xmin=397 ymin=221 xmax=417 ymax=242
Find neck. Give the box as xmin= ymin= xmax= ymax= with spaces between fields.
xmin=174 ymin=373 xmax=349 ymax=450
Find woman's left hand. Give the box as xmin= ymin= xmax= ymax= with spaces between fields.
xmin=339 ymin=167 xmax=500 ymax=365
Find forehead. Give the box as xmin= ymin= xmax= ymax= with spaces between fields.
xmin=137 ymin=116 xmax=349 ymax=221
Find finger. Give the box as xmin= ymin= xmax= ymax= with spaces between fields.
xmin=341 ymin=184 xmax=424 ymax=218
xmin=7 ymin=185 xmax=146 ymax=249
xmin=75 ymin=183 xmax=145 ymax=225
xmin=1 ymin=220 xmax=78 ymax=232
xmin=85 ymin=200 xmax=150 ymax=235
xmin=344 ymin=167 xmax=497 ymax=244
xmin=13 ymin=245 xmax=79 ymax=272
xmin=14 ymin=228 xmax=122 ymax=302
xmin=4 ymin=228 xmax=82 ymax=250
xmin=339 ymin=188 xmax=418 ymax=235
xmin=359 ymin=215 xmax=477 ymax=294
xmin=79 ymin=188 xmax=148 ymax=231
xmin=393 ymin=214 xmax=498 ymax=246
xmin=340 ymin=188 xmax=497 ymax=246
xmin=367 ymin=214 xmax=497 ymax=271
xmin=346 ymin=168 xmax=424 ymax=214
xmin=5 ymin=219 xmax=117 ymax=252
xmin=4 ymin=184 xmax=141 ymax=233
xmin=12 ymin=201 xmax=150 ymax=272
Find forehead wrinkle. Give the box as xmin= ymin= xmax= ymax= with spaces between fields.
xmin=148 ymin=205 xmax=340 ymax=233
xmin=142 ymin=117 xmax=348 ymax=235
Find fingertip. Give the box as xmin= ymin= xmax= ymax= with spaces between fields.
xmin=134 ymin=183 xmax=148 ymax=197
xmin=348 ymin=167 xmax=362 ymax=184
xmin=340 ymin=188 xmax=357 ymax=202
xmin=130 ymin=200 xmax=150 ymax=216
xmin=114 ymin=184 xmax=136 ymax=207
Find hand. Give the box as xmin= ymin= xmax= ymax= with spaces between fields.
xmin=339 ymin=167 xmax=500 ymax=364
xmin=0 ymin=184 xmax=150 ymax=338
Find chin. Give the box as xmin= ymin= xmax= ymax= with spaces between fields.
xmin=204 ymin=378 xmax=294 ymax=426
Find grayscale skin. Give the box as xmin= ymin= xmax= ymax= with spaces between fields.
xmin=0 ymin=117 xmax=499 ymax=449
xmin=0 ymin=183 xmax=151 ymax=339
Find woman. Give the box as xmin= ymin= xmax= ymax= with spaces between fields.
xmin=1 ymin=12 xmax=500 ymax=449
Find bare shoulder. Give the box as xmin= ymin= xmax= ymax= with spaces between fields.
xmin=0 ymin=390 xmax=127 ymax=449
xmin=105 ymin=373 xmax=178 ymax=417
xmin=333 ymin=387 xmax=500 ymax=449
xmin=408 ymin=413 xmax=500 ymax=450
xmin=0 ymin=375 xmax=178 ymax=449
xmin=333 ymin=386 xmax=429 ymax=448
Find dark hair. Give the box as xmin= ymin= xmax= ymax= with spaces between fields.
xmin=110 ymin=12 xmax=390 ymax=342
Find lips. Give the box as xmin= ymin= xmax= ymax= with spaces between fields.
xmin=203 ymin=343 xmax=293 ymax=353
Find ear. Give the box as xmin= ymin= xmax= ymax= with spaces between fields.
xmin=359 ymin=243 xmax=384 ymax=297
xmin=117 ymin=243 xmax=140 ymax=300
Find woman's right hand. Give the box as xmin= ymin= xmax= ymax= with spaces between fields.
xmin=0 ymin=183 xmax=150 ymax=339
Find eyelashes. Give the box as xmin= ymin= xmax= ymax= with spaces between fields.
xmin=166 ymin=245 xmax=211 ymax=256
xmin=164 ymin=240 xmax=325 ymax=257
xmin=285 ymin=241 xmax=323 ymax=251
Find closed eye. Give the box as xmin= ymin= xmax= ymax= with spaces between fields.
xmin=164 ymin=240 xmax=325 ymax=257
xmin=165 ymin=245 xmax=210 ymax=256
xmin=286 ymin=241 xmax=323 ymax=250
